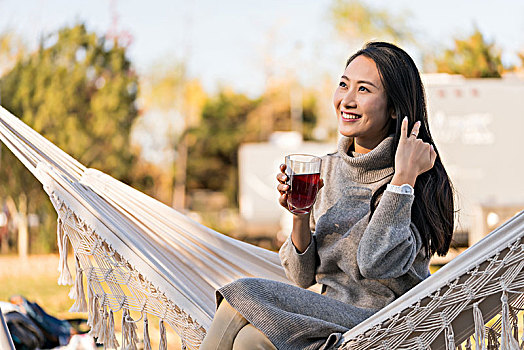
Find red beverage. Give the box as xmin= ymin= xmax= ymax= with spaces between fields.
xmin=287 ymin=172 xmax=321 ymax=214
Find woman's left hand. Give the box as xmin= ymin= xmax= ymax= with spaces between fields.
xmin=391 ymin=117 xmax=437 ymax=186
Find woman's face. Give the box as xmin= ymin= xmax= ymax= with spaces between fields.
xmin=333 ymin=55 xmax=395 ymax=152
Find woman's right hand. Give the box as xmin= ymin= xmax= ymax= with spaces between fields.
xmin=277 ymin=164 xmax=324 ymax=214
xmin=277 ymin=164 xmax=291 ymax=210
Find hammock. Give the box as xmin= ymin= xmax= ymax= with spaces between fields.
xmin=0 ymin=105 xmax=523 ymax=350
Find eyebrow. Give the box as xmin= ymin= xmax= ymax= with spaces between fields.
xmin=340 ymin=75 xmax=378 ymax=89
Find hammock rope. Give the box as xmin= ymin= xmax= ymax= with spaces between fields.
xmin=1 ymin=105 xmax=524 ymax=349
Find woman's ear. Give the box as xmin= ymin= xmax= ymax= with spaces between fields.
xmin=389 ymin=107 xmax=397 ymax=120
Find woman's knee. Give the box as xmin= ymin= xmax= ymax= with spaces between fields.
xmin=232 ymin=324 xmax=277 ymax=350
xmin=199 ymin=300 xmax=248 ymax=350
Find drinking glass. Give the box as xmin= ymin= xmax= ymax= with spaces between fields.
xmin=285 ymin=154 xmax=322 ymax=214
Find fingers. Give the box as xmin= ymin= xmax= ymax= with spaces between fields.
xmin=277 ymin=166 xmax=289 ymax=208
xmin=276 ymin=173 xmax=288 ymax=184
xmin=400 ymin=116 xmax=408 ymax=138
xmin=277 ymin=164 xmax=288 ymax=184
xmin=278 ymin=164 xmax=289 ymax=209
xmin=279 ymin=193 xmax=288 ymax=208
xmin=277 ymin=182 xmax=289 ymax=194
xmin=277 ymin=163 xmax=289 ymax=197
xmin=410 ymin=121 xmax=421 ymax=138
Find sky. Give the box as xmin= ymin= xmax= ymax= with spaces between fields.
xmin=1 ymin=0 xmax=524 ymax=96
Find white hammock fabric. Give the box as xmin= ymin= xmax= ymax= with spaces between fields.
xmin=1 ymin=105 xmax=524 ymax=350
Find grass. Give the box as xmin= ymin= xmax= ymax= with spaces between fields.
xmin=0 ymin=254 xmax=182 ymax=349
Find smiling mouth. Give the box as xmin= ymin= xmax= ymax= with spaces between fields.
xmin=341 ymin=112 xmax=362 ymax=121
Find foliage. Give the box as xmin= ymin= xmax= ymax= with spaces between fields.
xmin=186 ymin=85 xmax=319 ymax=207
xmin=244 ymin=83 xmax=318 ymax=141
xmin=142 ymin=60 xmax=206 ymax=124
xmin=434 ymin=28 xmax=503 ymax=78
xmin=186 ymin=90 xmax=259 ymax=206
xmin=0 ymin=31 xmax=26 ymax=77
xmin=329 ymin=0 xmax=413 ymax=43
xmin=133 ymin=61 xmax=206 ymax=205
xmin=0 ymin=23 xmax=139 ymax=253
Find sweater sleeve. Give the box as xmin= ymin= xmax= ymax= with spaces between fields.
xmin=279 ymin=233 xmax=318 ymax=288
xmin=357 ymin=190 xmax=423 ymax=279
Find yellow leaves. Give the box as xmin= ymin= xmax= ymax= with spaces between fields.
xmin=434 ymin=28 xmax=503 ymax=78
xmin=329 ymin=0 xmax=413 ymax=44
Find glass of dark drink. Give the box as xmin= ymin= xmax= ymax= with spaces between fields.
xmin=285 ymin=154 xmax=322 ymax=215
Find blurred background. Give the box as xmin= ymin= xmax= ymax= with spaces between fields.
xmin=0 ymin=0 xmax=524 ymax=347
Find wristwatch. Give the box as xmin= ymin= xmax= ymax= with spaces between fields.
xmin=386 ymin=183 xmax=414 ymax=195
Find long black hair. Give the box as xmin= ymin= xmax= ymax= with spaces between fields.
xmin=347 ymin=42 xmax=454 ymax=257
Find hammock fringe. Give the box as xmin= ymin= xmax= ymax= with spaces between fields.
xmin=88 ymin=299 xmax=101 ymax=339
xmin=444 ymin=322 xmax=455 ymax=350
xmin=106 ymin=310 xmax=120 ymax=349
xmin=98 ymin=305 xmax=108 ymax=345
xmin=68 ymin=257 xmax=88 ymax=313
xmin=57 ymin=218 xmax=73 ymax=285
xmin=474 ymin=302 xmax=487 ymax=350
xmin=500 ymin=291 xmax=520 ymax=350
xmin=121 ymin=308 xmax=139 ymax=350
xmin=159 ymin=319 xmax=167 ymax=350
xmin=143 ymin=315 xmax=152 ymax=350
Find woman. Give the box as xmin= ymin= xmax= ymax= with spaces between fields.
xmin=200 ymin=42 xmax=454 ymax=350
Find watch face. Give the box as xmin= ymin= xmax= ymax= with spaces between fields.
xmin=400 ymin=184 xmax=414 ymax=195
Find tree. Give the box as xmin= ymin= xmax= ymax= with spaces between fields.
xmin=329 ymin=0 xmax=414 ymax=44
xmin=244 ymin=81 xmax=318 ymax=142
xmin=186 ymin=90 xmax=259 ymax=207
xmin=186 ymin=84 xmax=320 ymax=208
xmin=0 ymin=23 xmax=139 ymax=255
xmin=134 ymin=60 xmax=206 ymax=208
xmin=434 ymin=28 xmax=503 ymax=78
xmin=0 ymin=31 xmax=26 ymax=78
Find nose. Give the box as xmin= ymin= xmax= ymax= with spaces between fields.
xmin=340 ymin=88 xmax=357 ymax=109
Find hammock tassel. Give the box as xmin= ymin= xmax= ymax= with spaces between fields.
xmin=87 ymin=283 xmax=97 ymax=326
xmin=88 ymin=295 xmax=102 ymax=339
xmin=97 ymin=305 xmax=109 ymax=344
xmin=444 ymin=322 xmax=455 ymax=350
xmin=89 ymin=298 xmax=105 ymax=343
xmin=87 ymin=282 xmax=104 ymax=338
xmin=104 ymin=310 xmax=120 ymax=349
xmin=121 ymin=308 xmax=138 ymax=350
xmin=68 ymin=258 xmax=87 ymax=312
xmin=57 ymin=218 xmax=73 ymax=285
xmin=143 ymin=315 xmax=152 ymax=350
xmin=500 ymin=291 xmax=520 ymax=350
xmin=473 ymin=302 xmax=486 ymax=350
xmin=159 ymin=319 xmax=167 ymax=350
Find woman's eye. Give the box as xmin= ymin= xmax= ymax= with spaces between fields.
xmin=339 ymin=81 xmax=347 ymax=88
xmin=358 ymin=86 xmax=368 ymax=92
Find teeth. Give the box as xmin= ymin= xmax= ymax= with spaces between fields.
xmin=342 ymin=112 xmax=361 ymax=119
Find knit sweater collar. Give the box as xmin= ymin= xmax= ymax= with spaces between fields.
xmin=337 ymin=135 xmax=395 ymax=184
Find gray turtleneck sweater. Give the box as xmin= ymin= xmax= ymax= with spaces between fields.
xmin=217 ymin=136 xmax=431 ymax=350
